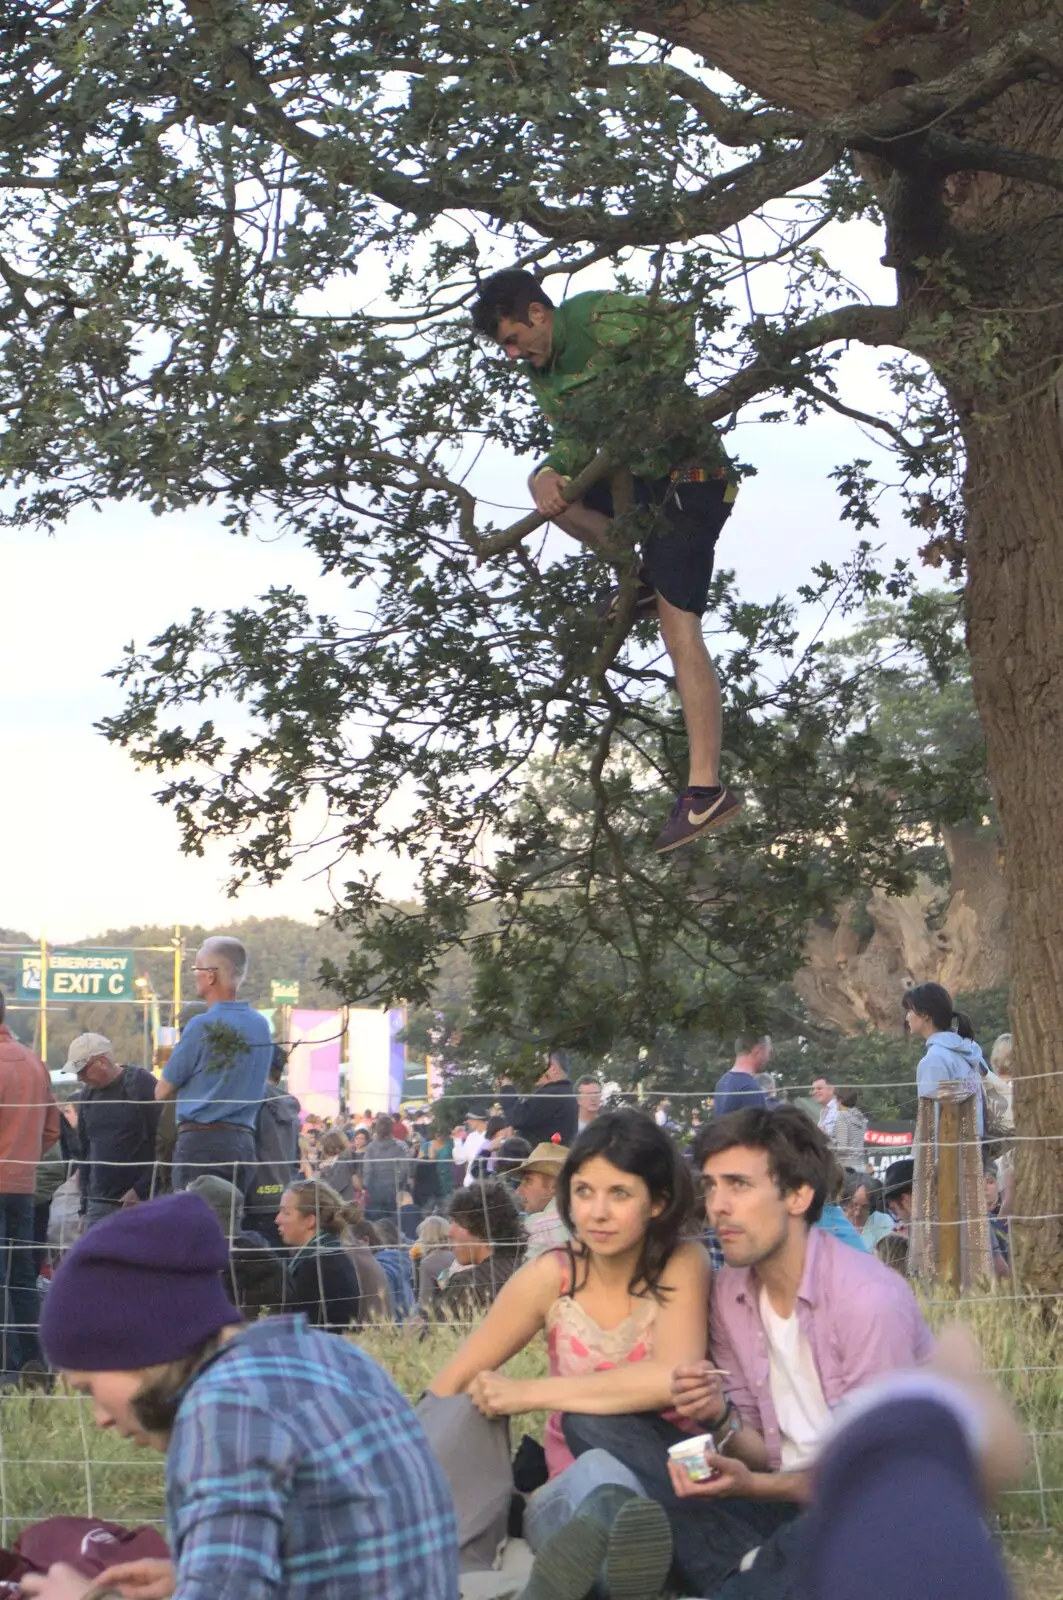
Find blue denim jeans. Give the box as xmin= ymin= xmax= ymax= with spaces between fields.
xmin=563 ymin=1411 xmax=798 ymax=1598
xmin=524 ymin=1449 xmax=646 ymax=1551
xmin=172 ymin=1124 xmax=257 ymax=1197
xmin=0 ymin=1194 xmax=42 ymax=1374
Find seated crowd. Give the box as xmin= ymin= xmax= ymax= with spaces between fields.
xmin=24 ymin=1103 xmax=1020 ymax=1600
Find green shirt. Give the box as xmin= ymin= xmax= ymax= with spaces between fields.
xmin=526 ymin=289 xmax=730 ymax=482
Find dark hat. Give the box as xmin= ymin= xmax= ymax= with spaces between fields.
xmin=40 ymin=1193 xmax=240 ymax=1372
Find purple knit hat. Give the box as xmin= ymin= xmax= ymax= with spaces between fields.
xmin=41 ymin=1193 xmax=240 ymax=1371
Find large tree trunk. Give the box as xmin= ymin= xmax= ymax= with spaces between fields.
xmin=965 ymin=374 xmax=1063 ymax=1293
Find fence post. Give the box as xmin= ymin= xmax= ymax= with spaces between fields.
xmin=938 ymin=1098 xmax=961 ymax=1293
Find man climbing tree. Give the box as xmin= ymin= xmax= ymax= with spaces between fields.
xmin=471 ymin=269 xmax=741 ymax=852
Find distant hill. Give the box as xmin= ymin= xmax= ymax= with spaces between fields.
xmin=0 ymin=916 xmax=356 ymax=1068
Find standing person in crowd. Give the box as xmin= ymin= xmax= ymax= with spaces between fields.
xmin=350 ymin=1125 xmax=370 ymax=1172
xmin=514 ymin=1142 xmax=570 ymax=1259
xmin=157 ymin=938 xmax=272 ymax=1197
xmin=712 ymin=1035 xmax=772 ymax=1117
xmin=67 ymin=1034 xmax=162 ymax=1226
xmin=559 ymin=1106 xmax=933 ymax=1599
xmin=361 ymin=1113 xmax=411 ymax=1225
xmin=277 ymin=1179 xmax=364 ymax=1330
xmin=245 ymin=1045 xmax=301 ymax=1246
xmin=511 ymin=1052 xmax=579 ymax=1148
xmin=830 ymin=1088 xmax=868 ymax=1169
xmin=431 ymin=1112 xmax=709 ymax=1596
xmin=576 ymin=1076 xmax=603 ymax=1135
xmin=455 ymin=1106 xmax=491 ymax=1187
xmin=0 ymin=988 xmax=59 ymax=1380
xmin=30 ymin=1193 xmax=459 ymax=1600
xmin=902 ymin=984 xmax=992 ymax=1284
xmin=317 ymin=1130 xmax=361 ymax=1205
xmin=410 ymin=1122 xmax=443 ymax=1213
xmin=432 ymin=1180 xmax=525 ymax=1317
xmin=811 ymin=1077 xmax=838 ymax=1139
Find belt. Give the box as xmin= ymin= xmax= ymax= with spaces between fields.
xmin=177 ymin=1120 xmax=252 ymax=1135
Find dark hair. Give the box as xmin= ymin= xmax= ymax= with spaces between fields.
xmin=734 ymin=1032 xmax=769 ymax=1056
xmin=837 ymin=1087 xmax=859 ymax=1109
xmin=494 ymin=1135 xmax=532 ymax=1175
xmin=319 ymin=1128 xmax=350 ymax=1158
xmin=902 ymin=982 xmax=973 ymax=1039
xmin=556 ymin=1110 xmax=694 ymax=1301
xmin=373 ymin=1218 xmax=403 ymax=1247
xmin=692 ymin=1106 xmax=834 ymax=1227
xmin=882 ymin=1158 xmax=915 ymax=1200
xmin=485 ymin=1114 xmax=507 ymax=1139
xmin=576 ymin=1074 xmax=602 ymax=1091
xmin=471 ymin=270 xmax=554 ymax=338
xmin=448 ymin=1179 xmax=523 ymax=1250
xmin=374 ymin=1113 xmax=394 ymax=1138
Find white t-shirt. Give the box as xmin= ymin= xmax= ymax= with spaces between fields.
xmin=759 ymin=1287 xmax=832 ymax=1470
xmin=460 ymin=1128 xmax=489 ymax=1186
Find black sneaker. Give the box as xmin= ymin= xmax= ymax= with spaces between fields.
xmin=595 ymin=578 xmax=658 ymax=623
xmin=653 ymin=785 xmax=743 ymax=852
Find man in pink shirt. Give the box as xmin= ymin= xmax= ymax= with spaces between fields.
xmin=0 ymin=988 xmax=59 ymax=1378
xmin=562 ymin=1105 xmax=933 ymax=1597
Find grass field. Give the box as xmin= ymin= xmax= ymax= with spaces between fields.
xmin=0 ymin=1301 xmax=1058 ymax=1594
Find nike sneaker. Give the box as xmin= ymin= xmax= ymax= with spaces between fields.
xmin=653 ymin=785 xmax=743 ymax=852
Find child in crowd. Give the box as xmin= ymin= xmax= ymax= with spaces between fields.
xmin=431 ymin=1111 xmax=710 ymax=1598
xmin=25 ymin=1193 xmax=459 ymax=1600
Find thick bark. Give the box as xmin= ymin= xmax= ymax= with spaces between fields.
xmin=964 ymin=374 xmax=1063 ymax=1293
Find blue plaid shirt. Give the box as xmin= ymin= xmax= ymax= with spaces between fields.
xmin=167 ymin=1316 xmax=459 ymax=1600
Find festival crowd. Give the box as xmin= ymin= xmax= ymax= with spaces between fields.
xmin=0 ymin=937 xmax=1026 ymax=1600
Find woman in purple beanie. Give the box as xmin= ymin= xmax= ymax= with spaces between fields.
xmin=23 ymin=1192 xmax=458 ymax=1600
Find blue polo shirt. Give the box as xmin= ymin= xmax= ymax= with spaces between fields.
xmin=162 ymin=1001 xmax=272 ymax=1128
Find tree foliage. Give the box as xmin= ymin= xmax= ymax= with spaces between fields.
xmin=1 ymin=2 xmax=1057 ymax=1072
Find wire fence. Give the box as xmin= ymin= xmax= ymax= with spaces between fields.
xmin=0 ymin=1070 xmax=1059 ymax=1552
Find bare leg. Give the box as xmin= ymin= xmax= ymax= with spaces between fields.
xmin=656 ymin=595 xmax=722 ymax=789
xmin=552 ymin=501 xmax=614 ymax=554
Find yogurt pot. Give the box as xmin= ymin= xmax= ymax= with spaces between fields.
xmin=667 ymin=1433 xmax=717 ymax=1482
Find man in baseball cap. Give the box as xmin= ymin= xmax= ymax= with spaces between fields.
xmin=514 ymin=1141 xmax=570 ymax=1259
xmin=64 ymin=1034 xmax=162 ymax=1227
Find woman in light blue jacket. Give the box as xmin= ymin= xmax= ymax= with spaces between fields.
xmin=903 ymin=982 xmax=987 ymax=1136
xmin=903 ymin=982 xmax=993 ymax=1284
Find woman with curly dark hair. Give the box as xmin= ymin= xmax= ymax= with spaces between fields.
xmin=430 ymin=1111 xmax=708 ymax=1597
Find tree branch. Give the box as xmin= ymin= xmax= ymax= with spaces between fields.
xmin=922 ymin=131 xmax=1063 ymax=194
xmin=602 ymin=62 xmax=809 ymax=146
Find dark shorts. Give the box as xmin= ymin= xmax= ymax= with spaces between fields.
xmin=581 ymin=472 xmax=735 ymax=617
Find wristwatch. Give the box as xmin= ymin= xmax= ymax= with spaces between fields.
xmin=715 ymin=1397 xmax=741 ymax=1451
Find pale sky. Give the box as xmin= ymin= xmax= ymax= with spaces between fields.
xmin=2 ymin=222 xmax=921 ymax=942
